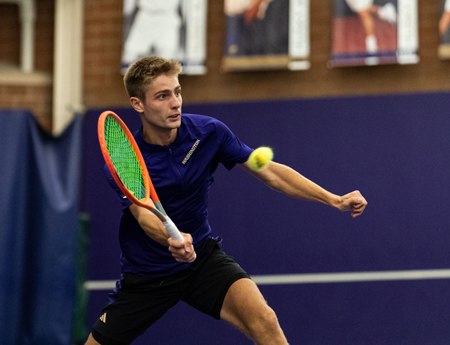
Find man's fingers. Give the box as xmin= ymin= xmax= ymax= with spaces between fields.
xmin=171 ymin=249 xmax=196 ymax=263
xmin=352 ymin=198 xmax=365 ymax=208
xmin=168 ymin=237 xmax=196 ymax=263
xmin=349 ymin=196 xmax=367 ymax=218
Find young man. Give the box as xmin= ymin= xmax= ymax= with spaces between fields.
xmin=85 ymin=56 xmax=367 ymax=345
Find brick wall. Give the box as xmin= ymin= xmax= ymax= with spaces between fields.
xmin=0 ymin=1 xmax=449 ymax=133
xmin=0 ymin=5 xmax=20 ymax=65
xmin=80 ymin=0 xmax=450 ymax=105
xmin=0 ymin=0 xmax=53 ymax=132
xmin=83 ymin=1 xmax=127 ymax=108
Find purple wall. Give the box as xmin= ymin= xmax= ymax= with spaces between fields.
xmin=81 ymin=92 xmax=450 ymax=344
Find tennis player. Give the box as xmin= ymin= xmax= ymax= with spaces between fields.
xmin=85 ymin=56 xmax=367 ymax=345
xmin=121 ymin=0 xmax=184 ymax=67
xmin=344 ymin=0 xmax=397 ymax=54
xmin=440 ymin=0 xmax=450 ymax=35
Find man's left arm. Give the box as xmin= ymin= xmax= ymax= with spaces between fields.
xmin=238 ymin=161 xmax=367 ymax=218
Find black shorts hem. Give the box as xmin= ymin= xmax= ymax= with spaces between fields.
xmin=212 ymin=272 xmax=251 ymax=320
xmin=92 ymin=328 xmax=129 ymax=345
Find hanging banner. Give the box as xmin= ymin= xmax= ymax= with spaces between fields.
xmin=121 ymin=0 xmax=207 ymax=75
xmin=439 ymin=0 xmax=450 ymax=59
xmin=222 ymin=0 xmax=310 ymax=72
xmin=330 ymin=0 xmax=419 ymax=67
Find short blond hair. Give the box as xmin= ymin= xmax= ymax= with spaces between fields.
xmin=123 ymin=56 xmax=182 ymax=102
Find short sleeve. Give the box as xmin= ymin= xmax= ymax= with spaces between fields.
xmin=215 ymin=120 xmax=253 ymax=170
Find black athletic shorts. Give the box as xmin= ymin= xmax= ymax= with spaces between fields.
xmin=92 ymin=238 xmax=250 ymax=345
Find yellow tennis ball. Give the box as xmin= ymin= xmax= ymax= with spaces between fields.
xmin=248 ymin=147 xmax=273 ymax=171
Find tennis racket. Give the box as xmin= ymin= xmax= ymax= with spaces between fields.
xmin=98 ymin=110 xmax=184 ymax=242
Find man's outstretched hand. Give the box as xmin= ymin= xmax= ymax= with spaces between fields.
xmin=336 ymin=190 xmax=368 ymax=218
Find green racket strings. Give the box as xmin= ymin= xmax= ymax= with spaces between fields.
xmin=104 ymin=116 xmax=146 ymax=201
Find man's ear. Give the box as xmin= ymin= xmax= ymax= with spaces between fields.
xmin=130 ymin=97 xmax=144 ymax=113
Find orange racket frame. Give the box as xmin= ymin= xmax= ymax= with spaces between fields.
xmin=97 ymin=110 xmax=165 ymax=222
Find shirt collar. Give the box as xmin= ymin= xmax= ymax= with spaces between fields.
xmin=135 ymin=115 xmax=187 ymax=151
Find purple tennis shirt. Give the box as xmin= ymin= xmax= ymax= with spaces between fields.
xmin=105 ymin=113 xmax=253 ymax=277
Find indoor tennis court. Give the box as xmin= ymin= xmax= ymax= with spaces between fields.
xmin=2 ymin=1 xmax=450 ymax=344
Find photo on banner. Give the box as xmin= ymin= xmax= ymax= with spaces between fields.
xmin=222 ymin=0 xmax=310 ymax=72
xmin=439 ymin=0 xmax=450 ymax=59
xmin=330 ymin=0 xmax=419 ymax=67
xmin=121 ymin=0 xmax=207 ymax=75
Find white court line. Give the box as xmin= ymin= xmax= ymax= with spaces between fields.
xmin=84 ymin=269 xmax=450 ymax=290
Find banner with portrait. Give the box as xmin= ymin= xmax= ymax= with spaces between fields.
xmin=121 ymin=0 xmax=207 ymax=75
xmin=439 ymin=0 xmax=450 ymax=59
xmin=330 ymin=0 xmax=419 ymax=67
xmin=222 ymin=0 xmax=310 ymax=72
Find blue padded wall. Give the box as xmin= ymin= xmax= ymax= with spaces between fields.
xmin=81 ymin=92 xmax=450 ymax=344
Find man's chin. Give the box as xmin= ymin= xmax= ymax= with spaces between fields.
xmin=167 ymin=116 xmax=181 ymax=127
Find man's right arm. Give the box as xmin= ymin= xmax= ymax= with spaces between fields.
xmin=129 ymin=203 xmax=196 ymax=262
xmin=129 ymin=203 xmax=171 ymax=245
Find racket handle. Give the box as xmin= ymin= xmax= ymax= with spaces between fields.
xmin=164 ymin=216 xmax=196 ymax=262
xmin=163 ymin=217 xmax=185 ymax=242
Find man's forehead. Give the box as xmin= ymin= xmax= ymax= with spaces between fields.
xmin=147 ymin=74 xmax=180 ymax=93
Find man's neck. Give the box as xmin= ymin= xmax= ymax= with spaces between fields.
xmin=142 ymin=126 xmax=178 ymax=146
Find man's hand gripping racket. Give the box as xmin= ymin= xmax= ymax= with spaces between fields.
xmin=98 ymin=111 xmax=195 ymax=261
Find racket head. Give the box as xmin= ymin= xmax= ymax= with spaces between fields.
xmin=98 ymin=111 xmax=160 ymax=207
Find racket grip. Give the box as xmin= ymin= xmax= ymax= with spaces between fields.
xmin=163 ymin=217 xmax=185 ymax=242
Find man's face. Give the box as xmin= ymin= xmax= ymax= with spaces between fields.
xmin=139 ymin=74 xmax=182 ymax=131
